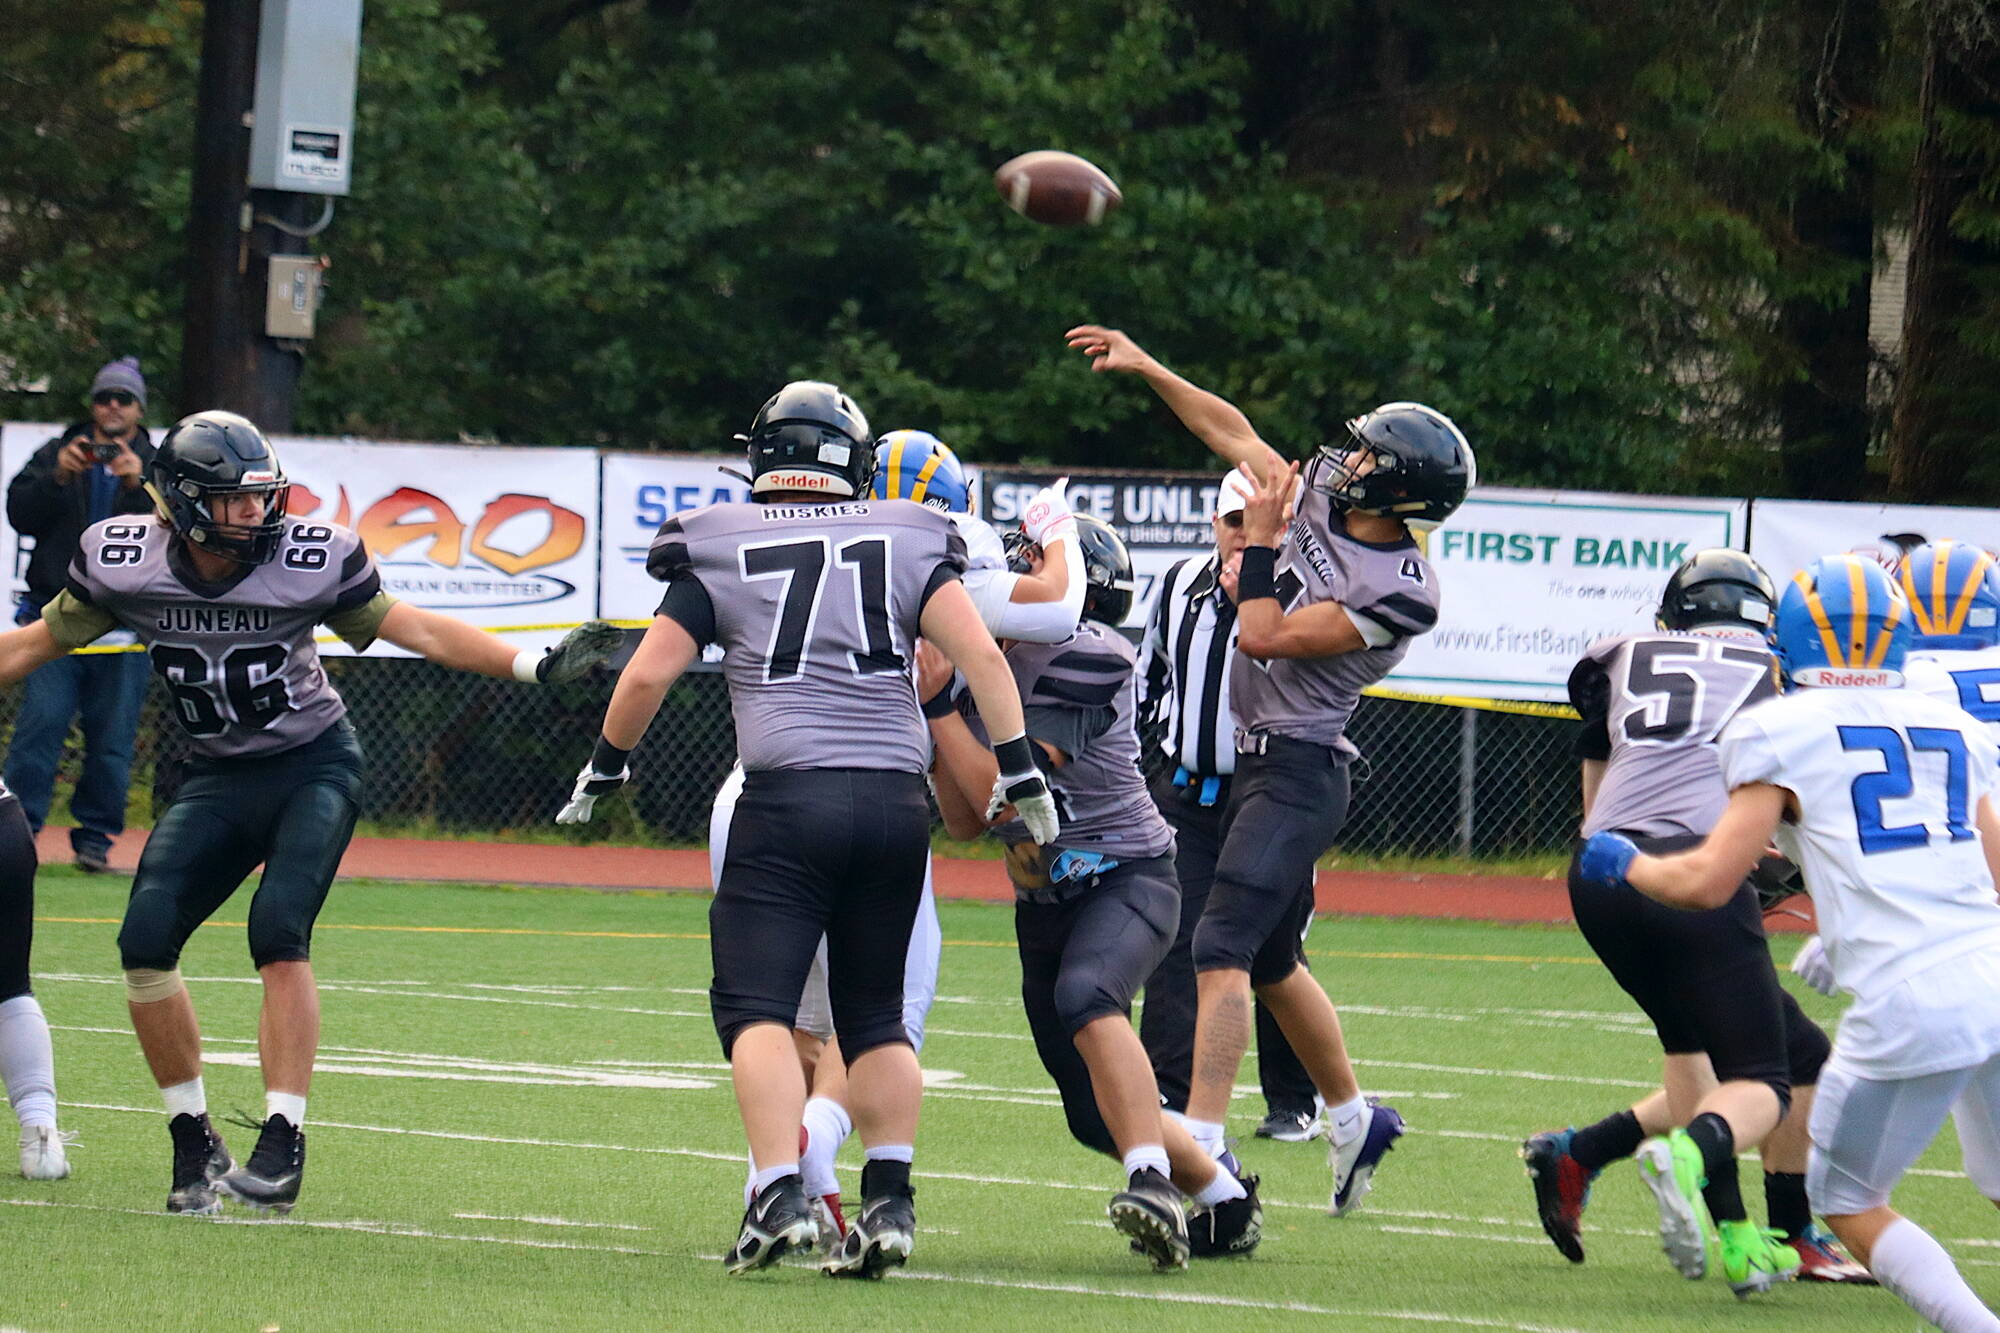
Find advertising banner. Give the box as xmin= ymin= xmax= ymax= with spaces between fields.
xmin=1748 ymin=499 xmax=2000 ymax=584
xmin=980 ymin=469 xmax=1226 ymax=629
xmin=597 ymin=452 xmax=752 ymax=622
xmin=0 ymin=424 xmax=599 ymax=653
xmin=1398 ymin=488 xmax=1748 ymax=703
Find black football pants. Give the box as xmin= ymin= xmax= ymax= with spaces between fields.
xmin=0 ymin=796 xmax=41 ymax=1002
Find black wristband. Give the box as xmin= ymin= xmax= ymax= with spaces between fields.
xmin=1237 ymin=545 xmax=1279 ymax=601
xmin=993 ymin=733 xmax=1036 ymax=776
xmin=591 ymin=735 xmax=632 ymax=773
xmin=922 ymin=688 xmax=957 ymax=719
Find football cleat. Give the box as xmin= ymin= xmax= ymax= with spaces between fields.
xmin=1636 ymin=1131 xmax=1712 ymax=1280
xmin=166 ymin=1112 xmax=232 ymax=1216
xmin=215 ymin=1114 xmax=305 ymax=1215
xmin=810 ymin=1193 xmax=848 ymax=1257
xmin=1254 ymin=1107 xmax=1325 ymax=1143
xmin=726 ymin=1173 xmax=818 ymax=1274
xmin=1786 ymin=1224 xmax=1876 ymax=1283
xmin=1520 ymin=1128 xmax=1597 ymax=1263
xmin=822 ymin=1166 xmax=914 ymax=1280
xmin=1188 ymin=1173 xmax=1262 ymax=1259
xmin=1108 ymin=1167 xmax=1190 ymax=1271
xmin=19 ymin=1125 xmax=74 ymax=1180
xmin=1328 ymin=1099 xmax=1404 ymax=1216
xmin=1718 ymin=1220 xmax=1801 ymax=1298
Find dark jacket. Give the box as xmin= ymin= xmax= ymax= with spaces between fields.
xmin=7 ymin=422 xmax=157 ymax=612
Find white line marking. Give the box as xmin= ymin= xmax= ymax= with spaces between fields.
xmin=198 ymin=1050 xmax=716 ymax=1091
xmin=453 ymin=1211 xmax=650 ymax=1232
xmin=1362 ymin=1059 xmax=1654 ymax=1090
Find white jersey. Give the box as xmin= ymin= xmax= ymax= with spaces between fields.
xmin=951 ymin=511 xmax=1083 ymax=645
xmin=1908 ymin=644 xmax=2000 ymax=748
xmin=1719 ymin=688 xmax=2000 ymax=1026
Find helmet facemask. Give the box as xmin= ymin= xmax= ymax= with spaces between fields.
xmin=154 ymin=472 xmax=291 ymax=566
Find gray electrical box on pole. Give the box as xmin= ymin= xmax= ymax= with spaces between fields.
xmin=247 ymin=0 xmax=363 ymax=196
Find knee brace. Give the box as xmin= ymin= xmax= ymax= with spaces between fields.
xmin=124 ymin=967 xmax=185 ymax=1004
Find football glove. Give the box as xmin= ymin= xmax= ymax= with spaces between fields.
xmin=1790 ymin=934 xmax=1838 ymax=997
xmin=533 ymin=621 xmax=624 ymax=684
xmin=1576 ymin=831 xmax=1639 ymax=889
xmin=1020 ymin=485 xmax=1077 ymax=548
xmin=989 ymin=733 xmax=1060 ymax=845
xmin=557 ymin=737 xmax=633 ymax=824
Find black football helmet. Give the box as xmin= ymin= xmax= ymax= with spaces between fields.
xmin=1074 ymin=514 xmax=1137 ymax=628
xmin=148 ymin=410 xmax=291 ymax=565
xmin=738 ymin=381 xmax=875 ymax=501
xmin=1657 ymin=548 xmax=1778 ymax=634
xmin=1308 ymin=401 xmax=1474 ymax=528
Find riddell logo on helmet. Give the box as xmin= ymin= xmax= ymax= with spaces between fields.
xmin=1792 ymin=666 xmax=1904 ymax=688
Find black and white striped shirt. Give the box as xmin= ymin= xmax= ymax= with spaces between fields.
xmin=1138 ymin=554 xmax=1238 ymax=781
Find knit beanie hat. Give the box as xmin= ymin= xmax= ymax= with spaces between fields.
xmin=90 ymin=357 xmax=147 ymax=408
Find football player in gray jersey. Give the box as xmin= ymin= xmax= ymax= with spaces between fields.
xmin=1523 ymin=550 xmax=1864 ymax=1290
xmin=0 ymin=411 xmax=619 ymax=1217
xmin=1066 ymin=324 xmax=1471 ymax=1217
xmin=921 ymin=516 xmax=1260 ymax=1269
xmin=557 ymin=381 xmax=1054 ymax=1279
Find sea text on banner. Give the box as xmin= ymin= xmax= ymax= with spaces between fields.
xmin=597 ymin=452 xmax=751 ymax=622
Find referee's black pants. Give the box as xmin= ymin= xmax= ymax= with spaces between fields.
xmin=1139 ymin=772 xmax=1317 ymax=1117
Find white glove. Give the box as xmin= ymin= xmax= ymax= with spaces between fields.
xmin=988 ymin=733 xmax=1060 ymax=845
xmin=1790 ymin=934 xmax=1838 ymax=997
xmin=557 ymin=760 xmax=630 ymax=825
xmin=1020 ymin=485 xmax=1077 ymax=547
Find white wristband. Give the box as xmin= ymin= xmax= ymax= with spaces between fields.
xmin=511 ymin=648 xmax=542 ymax=683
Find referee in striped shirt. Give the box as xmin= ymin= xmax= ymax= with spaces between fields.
xmin=1137 ymin=472 xmax=1320 ymax=1142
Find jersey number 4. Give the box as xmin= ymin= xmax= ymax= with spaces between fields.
xmin=1838 ymin=724 xmax=1975 ymax=855
xmin=151 ymin=644 xmax=292 ymax=738
xmin=740 ymin=536 xmax=903 ymax=683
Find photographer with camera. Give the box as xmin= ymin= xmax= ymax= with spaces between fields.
xmin=3 ymin=358 xmax=158 ymax=871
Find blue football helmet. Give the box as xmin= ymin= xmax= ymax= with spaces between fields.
xmin=1896 ymin=540 xmax=2000 ymax=650
xmin=872 ymin=430 xmax=970 ymax=513
xmin=1774 ymin=555 xmax=1911 ymax=686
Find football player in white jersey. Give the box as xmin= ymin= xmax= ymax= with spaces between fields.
xmin=1580 ymin=556 xmax=2000 ymax=1331
xmin=699 ymin=427 xmax=1084 ymax=1247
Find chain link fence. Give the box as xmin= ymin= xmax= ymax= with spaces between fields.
xmin=8 ymin=653 xmax=1582 ymax=857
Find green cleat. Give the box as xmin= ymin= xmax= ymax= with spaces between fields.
xmin=1635 ymin=1130 xmax=1712 ymax=1280
xmin=1718 ymin=1220 xmax=1801 ymax=1298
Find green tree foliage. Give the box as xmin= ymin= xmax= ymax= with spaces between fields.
xmin=2 ymin=0 xmax=1995 ymax=499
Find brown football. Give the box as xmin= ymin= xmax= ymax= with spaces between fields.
xmin=993 ymin=150 xmax=1122 ymax=227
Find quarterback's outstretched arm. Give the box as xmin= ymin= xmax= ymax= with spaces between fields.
xmin=0 ymin=621 xmax=71 ymax=687
xmin=1624 ymin=783 xmax=1789 ymax=910
xmin=1065 ymin=325 xmax=1285 ymax=485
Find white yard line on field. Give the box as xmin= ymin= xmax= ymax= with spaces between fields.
xmin=453 ymin=1211 xmax=650 ymax=1231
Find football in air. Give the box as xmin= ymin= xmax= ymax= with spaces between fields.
xmin=993 ymin=150 xmax=1122 ymax=227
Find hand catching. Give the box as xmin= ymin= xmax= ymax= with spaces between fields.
xmin=537 ymin=621 xmax=623 ymax=684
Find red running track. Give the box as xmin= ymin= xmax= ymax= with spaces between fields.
xmin=37 ymin=825 xmax=1815 ymax=931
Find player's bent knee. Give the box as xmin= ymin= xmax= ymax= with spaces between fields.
xmin=124 ymin=967 xmax=185 ymax=1004
xmin=1052 ymin=975 xmax=1124 ymax=1035
xmin=1064 ymin=1101 xmax=1118 ymax=1157
xmin=1765 ymin=1077 xmax=1793 ymax=1119
xmin=1788 ymin=1017 xmax=1832 ymax=1087
xmin=835 ymin=1026 xmax=912 ymax=1065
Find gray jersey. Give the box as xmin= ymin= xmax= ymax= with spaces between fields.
xmin=53 ymin=516 xmax=386 ymax=759
xmin=1570 ymin=630 xmax=1781 ymax=839
xmin=1229 ymin=488 xmax=1441 ymax=744
xmin=648 ymin=499 xmax=967 ymax=774
xmin=970 ymin=620 xmax=1174 ymax=861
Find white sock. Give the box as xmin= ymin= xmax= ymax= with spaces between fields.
xmin=749 ymin=1162 xmax=798 ymax=1197
xmin=1192 ymin=1166 xmax=1248 ymax=1207
xmin=1185 ymin=1118 xmax=1226 ymax=1159
xmin=1869 ymin=1217 xmax=2000 ymax=1332
xmin=0 ymin=995 xmax=57 ymax=1129
xmin=800 ymin=1096 xmax=852 ymax=1198
xmin=1122 ymin=1145 xmax=1170 ymax=1180
xmin=1327 ymin=1094 xmax=1369 ymax=1148
xmin=161 ymin=1077 xmax=206 ymax=1120
xmin=863 ymin=1143 xmax=913 ymax=1165
xmin=266 ymin=1091 xmax=307 ymax=1129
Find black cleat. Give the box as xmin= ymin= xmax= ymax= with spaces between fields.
xmin=165 ymin=1113 xmax=232 ymax=1216
xmin=823 ymin=1160 xmax=916 ymax=1279
xmin=726 ymin=1173 xmax=818 ymax=1275
xmin=1188 ymin=1172 xmax=1262 ymax=1259
xmin=1109 ymin=1167 xmax=1190 ymax=1271
xmin=215 ymin=1115 xmax=305 ymax=1215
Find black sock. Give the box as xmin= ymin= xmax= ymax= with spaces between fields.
xmin=860 ymin=1158 xmax=912 ymax=1199
xmin=1570 ymin=1108 xmax=1644 ymax=1172
xmin=1686 ymin=1112 xmax=1745 ymax=1223
xmin=1764 ymin=1170 xmax=1810 ymax=1239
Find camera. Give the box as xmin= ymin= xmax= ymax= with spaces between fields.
xmin=93 ymin=441 xmax=121 ymax=464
